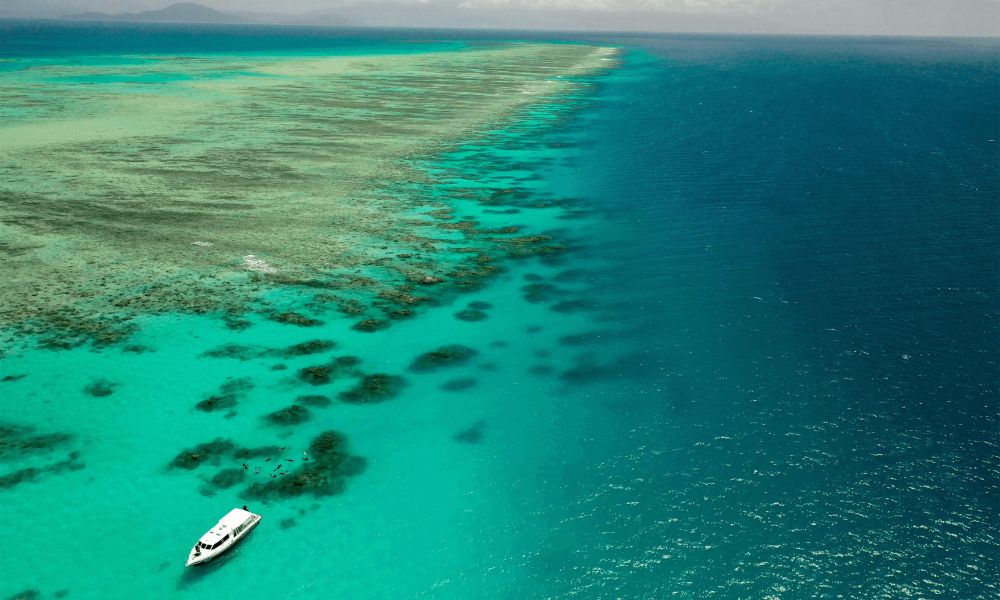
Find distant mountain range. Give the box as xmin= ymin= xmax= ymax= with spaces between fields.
xmin=1 ymin=0 xmax=994 ymax=36
xmin=24 ymin=1 xmax=770 ymax=32
xmin=64 ymin=2 xmax=243 ymax=23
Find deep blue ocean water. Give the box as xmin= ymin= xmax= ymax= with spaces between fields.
xmin=1 ymin=21 xmax=998 ymax=599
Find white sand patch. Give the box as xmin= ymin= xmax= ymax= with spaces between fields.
xmin=242 ymin=254 xmax=277 ymax=274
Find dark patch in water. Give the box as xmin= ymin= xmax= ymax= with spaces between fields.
xmin=352 ymin=318 xmax=388 ymax=332
xmin=522 ymin=283 xmax=559 ymax=303
xmin=339 ymin=374 xmax=405 ymax=404
xmin=441 ymin=378 xmax=476 ymax=392
xmin=268 ymin=312 xmax=323 ymax=327
xmin=468 ymin=301 xmax=493 ymax=310
xmin=4 ymin=589 xmax=39 ymax=600
xmin=453 ymin=421 xmax=486 ymax=444
xmin=209 ymin=468 xmax=245 ymax=489
xmin=263 ymin=404 xmax=311 ymax=426
xmin=168 ymin=438 xmax=236 ymax=470
xmin=490 ymin=341 xmax=508 ymax=348
xmin=526 ymin=325 xmax=544 ymax=334
xmin=83 ymin=378 xmax=116 ymax=397
xmin=297 ymin=364 xmax=333 ymax=385
xmin=279 ymin=517 xmax=296 ymax=530
xmin=234 ymin=445 xmax=281 ymax=460
xmin=335 ymin=355 xmax=362 ymax=367
xmin=530 ymin=365 xmax=554 ymax=376
xmin=122 ymin=344 xmax=153 ymax=354
xmin=523 ymin=273 xmax=545 ymax=282
xmin=0 ymin=423 xmax=74 ymax=460
xmin=296 ymin=394 xmax=332 ymax=407
xmin=194 ymin=396 xmax=236 ymax=412
xmin=409 ymin=345 xmax=478 ymax=372
xmin=271 ymin=364 xmax=287 ymax=371
xmin=276 ymin=339 xmax=336 ymax=357
xmin=550 ymin=299 xmax=597 ymax=313
xmin=455 ymin=309 xmax=488 ymax=322
xmin=558 ymin=352 xmax=646 ymax=385
xmin=201 ymin=344 xmax=259 ymax=360
xmin=195 ymin=377 xmax=253 ymax=412
xmin=241 ymin=431 xmax=365 ymax=500
xmin=0 ymin=453 xmax=85 ymax=490
xmin=224 ymin=317 xmax=253 ymax=331
xmin=388 ymin=309 xmax=414 ymax=320
xmin=1 ymin=374 xmax=26 ymax=382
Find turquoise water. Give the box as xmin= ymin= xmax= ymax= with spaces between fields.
xmin=2 ymin=23 xmax=999 ymax=599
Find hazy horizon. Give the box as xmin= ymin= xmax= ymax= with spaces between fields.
xmin=2 ymin=0 xmax=999 ymax=38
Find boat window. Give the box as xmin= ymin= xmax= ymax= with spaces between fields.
xmin=212 ymin=535 xmax=230 ymax=549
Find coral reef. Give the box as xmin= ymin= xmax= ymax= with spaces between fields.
xmin=338 ymin=374 xmax=406 ymax=404
xmin=83 ymin=378 xmax=116 ymax=397
xmin=409 ymin=345 xmax=478 ymax=372
xmin=263 ymin=405 xmax=312 ymax=427
xmin=241 ymin=431 xmax=365 ymax=500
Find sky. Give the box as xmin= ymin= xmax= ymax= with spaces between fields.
xmin=3 ymin=0 xmax=999 ymax=37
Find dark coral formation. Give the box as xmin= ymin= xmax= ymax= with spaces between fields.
xmin=441 ymin=378 xmax=477 ymax=392
xmin=338 ymin=374 xmax=405 ymax=404
xmin=224 ymin=316 xmax=253 ymax=331
xmin=233 ymin=445 xmax=281 ymax=460
xmin=122 ymin=344 xmax=153 ymax=354
xmin=0 ymin=422 xmax=80 ymax=489
xmin=241 ymin=431 xmax=365 ymax=500
xmin=268 ymin=312 xmax=323 ymax=327
xmin=453 ymin=421 xmax=486 ymax=444
xmin=335 ymin=355 xmax=362 ymax=368
xmin=195 ymin=395 xmax=237 ymax=412
xmin=279 ymin=518 xmax=296 ymax=529
xmin=0 ymin=424 xmax=73 ymax=460
xmin=168 ymin=438 xmax=237 ymax=470
xmin=296 ymin=356 xmax=361 ymax=385
xmin=455 ymin=309 xmax=488 ymax=322
xmin=278 ymin=339 xmax=336 ymax=357
xmin=296 ymin=394 xmax=332 ymax=407
xmin=2 ymin=374 xmax=26 ymax=383
xmin=195 ymin=377 xmax=254 ymax=413
xmin=352 ymin=318 xmax=388 ymax=333
xmin=558 ymin=352 xmax=645 ymax=385
xmin=297 ymin=364 xmax=334 ymax=385
xmin=200 ymin=344 xmax=260 ymax=360
xmin=83 ymin=378 xmax=116 ymax=397
xmin=209 ymin=468 xmax=246 ymax=489
xmin=263 ymin=405 xmax=312 ymax=426
xmin=409 ymin=345 xmax=478 ymax=372
xmin=0 ymin=452 xmax=85 ymax=490
xmin=522 ymin=283 xmax=560 ymax=303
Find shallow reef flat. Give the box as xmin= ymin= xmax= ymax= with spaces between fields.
xmin=0 ymin=43 xmax=617 ymax=350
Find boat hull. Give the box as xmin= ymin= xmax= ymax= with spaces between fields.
xmin=185 ymin=514 xmax=261 ymax=567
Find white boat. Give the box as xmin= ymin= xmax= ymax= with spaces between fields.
xmin=186 ymin=507 xmax=262 ymax=567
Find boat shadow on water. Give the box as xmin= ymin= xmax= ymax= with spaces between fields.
xmin=175 ymin=524 xmax=261 ymax=590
